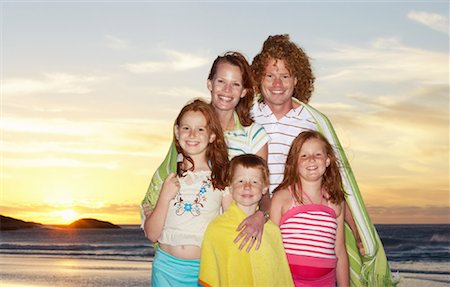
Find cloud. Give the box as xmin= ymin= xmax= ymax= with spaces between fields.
xmin=408 ymin=11 xmax=449 ymax=34
xmin=367 ymin=205 xmax=450 ymax=224
xmin=1 ymin=116 xmax=174 ymax=170
xmin=312 ymin=39 xmax=448 ymax=218
xmin=104 ymin=34 xmax=129 ymax=50
xmin=3 ymin=73 xmax=107 ymax=96
xmin=316 ymin=37 xmax=447 ymax=85
xmin=123 ymin=49 xmax=209 ymax=73
xmin=1 ymin=117 xmax=95 ymax=135
xmin=3 ymin=157 xmax=119 ymax=169
xmin=145 ymin=86 xmax=207 ymax=101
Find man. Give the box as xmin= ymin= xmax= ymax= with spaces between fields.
xmin=250 ymin=34 xmax=398 ymax=287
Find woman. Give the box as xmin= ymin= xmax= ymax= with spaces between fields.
xmin=142 ymin=52 xmax=270 ymax=252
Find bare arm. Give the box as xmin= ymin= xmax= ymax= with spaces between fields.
xmin=143 ymin=173 xmax=180 ymax=243
xmin=336 ymin=202 xmax=350 ymax=287
xmin=221 ymin=192 xmax=233 ymax=211
xmin=255 ymin=143 xmax=268 ymax=162
xmin=269 ymin=190 xmax=286 ymax=226
xmin=344 ymin=201 xmax=365 ymax=256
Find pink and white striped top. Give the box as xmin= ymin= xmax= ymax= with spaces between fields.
xmin=279 ymin=188 xmax=338 ymax=268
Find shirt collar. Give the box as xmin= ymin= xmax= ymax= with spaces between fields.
xmin=257 ymin=97 xmax=303 ymax=119
xmin=224 ymin=111 xmax=245 ymax=136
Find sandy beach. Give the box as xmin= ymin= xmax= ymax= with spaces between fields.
xmin=397 ymin=274 xmax=450 ymax=287
xmin=1 ymin=254 xmax=449 ymax=287
xmin=391 ymin=261 xmax=450 ymax=287
xmin=0 ymin=255 xmax=152 ymax=287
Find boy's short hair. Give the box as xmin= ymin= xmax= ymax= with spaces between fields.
xmin=228 ymin=154 xmax=269 ymax=187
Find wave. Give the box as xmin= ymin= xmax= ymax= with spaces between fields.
xmin=430 ymin=233 xmax=450 ymax=242
xmin=394 ymin=268 xmax=450 ymax=276
xmin=0 ymin=243 xmax=151 ymax=251
xmin=381 ymin=232 xmax=450 ymax=247
xmin=0 ymin=243 xmax=155 ymax=260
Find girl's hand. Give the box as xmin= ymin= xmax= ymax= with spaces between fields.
xmin=234 ymin=211 xmax=265 ymax=252
xmin=160 ymin=173 xmax=180 ymax=201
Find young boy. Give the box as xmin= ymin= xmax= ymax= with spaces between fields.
xmin=198 ymin=154 xmax=293 ymax=287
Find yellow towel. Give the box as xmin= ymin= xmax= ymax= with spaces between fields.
xmin=199 ymin=201 xmax=294 ymax=287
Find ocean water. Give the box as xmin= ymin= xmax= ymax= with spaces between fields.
xmin=377 ymin=224 xmax=449 ymax=263
xmin=0 ymin=224 xmax=449 ymax=286
xmin=376 ymin=224 xmax=450 ymax=286
xmin=0 ymin=225 xmax=154 ymax=261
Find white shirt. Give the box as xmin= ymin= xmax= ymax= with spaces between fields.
xmin=251 ymin=101 xmax=317 ymax=194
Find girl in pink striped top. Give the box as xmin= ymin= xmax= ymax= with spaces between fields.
xmin=270 ymin=130 xmax=349 ymax=287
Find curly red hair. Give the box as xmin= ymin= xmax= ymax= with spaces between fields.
xmin=251 ymin=34 xmax=315 ymax=104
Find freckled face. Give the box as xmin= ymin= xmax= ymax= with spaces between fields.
xmin=297 ymin=138 xmax=330 ymax=182
xmin=175 ymin=111 xmax=216 ymax=157
xmin=208 ymin=62 xmax=246 ymax=113
xmin=260 ymin=58 xmax=297 ymax=109
xmin=231 ymin=166 xmax=267 ymax=207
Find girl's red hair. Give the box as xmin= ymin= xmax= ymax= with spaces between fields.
xmin=274 ymin=130 xmax=345 ymax=204
xmin=174 ymin=98 xmax=229 ymax=190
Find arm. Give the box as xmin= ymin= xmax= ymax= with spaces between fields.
xmin=269 ymin=190 xmax=285 ymax=226
xmin=344 ymin=201 xmax=365 ymax=256
xmin=140 ymin=141 xmax=178 ymax=229
xmin=221 ymin=191 xmax=233 ymax=211
xmin=255 ymin=143 xmax=268 ymax=162
xmin=336 ymin=202 xmax=350 ymax=287
xmin=143 ymin=173 xmax=180 ymax=243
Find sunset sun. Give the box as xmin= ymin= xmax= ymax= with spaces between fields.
xmin=57 ymin=209 xmax=79 ymax=224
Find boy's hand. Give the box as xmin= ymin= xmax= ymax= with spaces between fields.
xmin=234 ymin=210 xmax=265 ymax=252
xmin=160 ymin=173 xmax=180 ymax=201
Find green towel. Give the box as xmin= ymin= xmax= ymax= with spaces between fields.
xmin=140 ymin=142 xmax=177 ymax=226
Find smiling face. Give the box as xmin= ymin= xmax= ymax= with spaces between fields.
xmin=230 ymin=165 xmax=268 ymax=209
xmin=175 ymin=110 xmax=216 ymax=158
xmin=260 ymin=58 xmax=297 ymax=112
xmin=297 ymin=137 xmax=331 ymax=183
xmin=208 ymin=62 xmax=247 ymax=113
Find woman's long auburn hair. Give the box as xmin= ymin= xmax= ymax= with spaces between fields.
xmin=273 ymin=130 xmax=345 ymax=204
xmin=174 ymin=98 xmax=229 ymax=190
xmin=208 ymin=51 xmax=255 ymax=127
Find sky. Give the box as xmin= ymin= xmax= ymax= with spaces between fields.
xmin=1 ymin=1 xmax=449 ymax=225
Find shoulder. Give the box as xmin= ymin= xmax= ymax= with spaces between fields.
xmin=271 ymin=188 xmax=291 ymax=207
xmin=336 ymin=201 xmax=345 ymax=217
xmin=246 ymin=122 xmax=267 ymax=136
xmin=250 ymin=98 xmax=265 ymax=115
xmin=297 ymin=101 xmax=331 ymax=121
xmin=324 ymin=193 xmax=344 ymax=217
